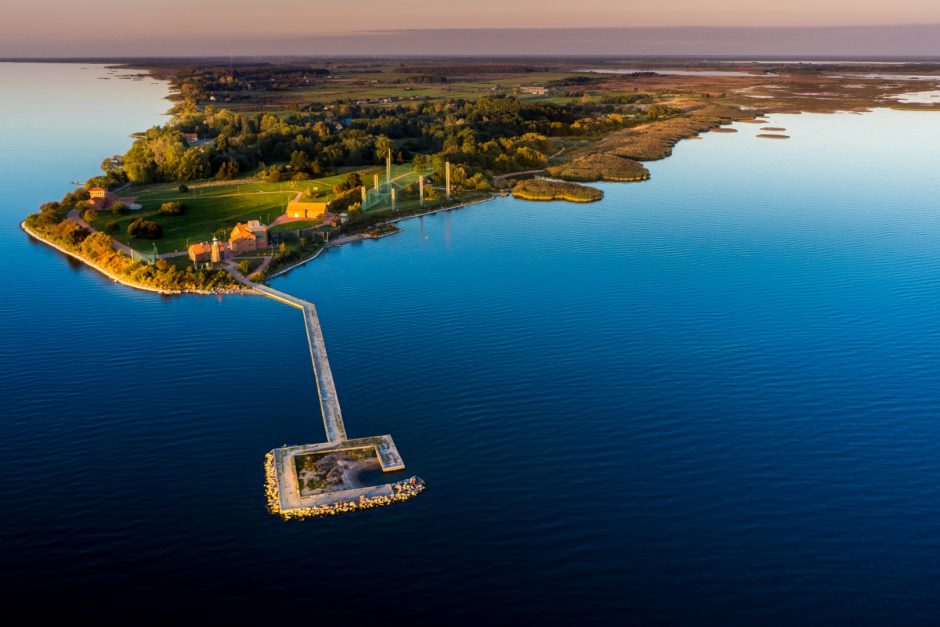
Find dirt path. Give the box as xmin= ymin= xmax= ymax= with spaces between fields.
xmin=67 ymin=209 xmax=189 ymax=259
xmin=142 ymin=189 xmax=298 ymax=202
xmin=492 ymin=169 xmax=546 ymax=183
xmin=67 ymin=209 xmax=137 ymax=256
xmin=251 ymin=254 xmax=273 ymax=277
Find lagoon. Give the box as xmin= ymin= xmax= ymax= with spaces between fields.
xmin=3 ymin=63 xmax=940 ymax=624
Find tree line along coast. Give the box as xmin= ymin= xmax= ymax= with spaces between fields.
xmin=23 ymin=58 xmax=940 ymax=293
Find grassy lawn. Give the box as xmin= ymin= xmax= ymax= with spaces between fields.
xmin=268 ymin=220 xmax=320 ymax=234
xmin=96 ymin=165 xmax=413 ymax=253
xmin=92 ymin=194 xmax=288 ymax=254
xmin=126 ymin=168 xmax=380 ymax=202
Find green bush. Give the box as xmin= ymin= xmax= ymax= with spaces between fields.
xmin=127 ymin=218 xmax=163 ymax=239
xmin=111 ymin=201 xmax=128 ymax=215
xmin=158 ymin=201 xmax=185 ymax=216
xmin=178 ymin=184 xmax=189 ymax=193
xmin=83 ymin=208 xmax=99 ymax=223
xmin=333 ymin=172 xmax=362 ymax=194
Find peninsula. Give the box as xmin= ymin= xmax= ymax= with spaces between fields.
xmin=21 ymin=57 xmax=940 ymax=519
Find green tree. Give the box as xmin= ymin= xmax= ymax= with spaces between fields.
xmin=123 ymin=141 xmax=157 ymax=182
xmin=36 ymin=202 xmax=61 ymax=226
xmin=159 ymin=201 xmax=185 ymax=216
xmin=214 ymin=159 xmax=239 ymax=180
xmin=374 ymin=135 xmax=394 ymax=162
xmin=289 ymin=150 xmax=310 ymax=174
xmin=176 ymin=148 xmax=210 ymax=180
xmin=127 ymin=218 xmax=163 ymax=240
xmin=332 ymin=172 xmax=362 ymax=195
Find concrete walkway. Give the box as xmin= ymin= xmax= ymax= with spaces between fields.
xmin=226 ymin=262 xmax=348 ymax=443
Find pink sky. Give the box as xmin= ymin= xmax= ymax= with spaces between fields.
xmin=2 ymin=1 xmax=940 ymax=56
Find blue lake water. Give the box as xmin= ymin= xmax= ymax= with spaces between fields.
xmin=3 ymin=63 xmax=940 ymax=624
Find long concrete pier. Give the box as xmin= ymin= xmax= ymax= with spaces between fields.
xmin=302 ymin=304 xmax=347 ymax=442
xmin=233 ymin=271 xmax=412 ymax=517
xmin=246 ymin=282 xmax=349 ymax=443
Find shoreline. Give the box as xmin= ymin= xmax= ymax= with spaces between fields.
xmin=30 ymin=107 xmax=917 ymax=294
xmin=263 ymin=194 xmax=498 ymax=281
xmin=21 ymin=221 xmax=244 ymax=297
xmin=22 ymin=194 xmax=498 ymax=294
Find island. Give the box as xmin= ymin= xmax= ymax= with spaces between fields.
xmin=512 ymin=179 xmax=603 ymax=202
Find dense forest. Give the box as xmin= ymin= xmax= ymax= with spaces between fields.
xmin=95 ymin=76 xmax=676 ymax=190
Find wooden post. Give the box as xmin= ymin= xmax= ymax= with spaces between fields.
xmin=374 ymin=174 xmax=379 ymax=192
xmin=419 ymin=176 xmax=424 ymax=206
xmin=391 ymin=187 xmax=397 ymax=211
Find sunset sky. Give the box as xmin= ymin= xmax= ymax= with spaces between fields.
xmin=2 ymin=0 xmax=940 ymax=56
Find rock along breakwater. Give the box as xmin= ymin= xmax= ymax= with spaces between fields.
xmin=244 ymin=278 xmax=421 ymax=520
xmin=264 ymin=452 xmax=424 ymax=519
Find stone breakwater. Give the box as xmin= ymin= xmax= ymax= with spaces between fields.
xmin=264 ymin=452 xmax=425 ymax=519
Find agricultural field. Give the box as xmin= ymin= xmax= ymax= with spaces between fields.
xmin=201 ymin=63 xmax=601 ymax=113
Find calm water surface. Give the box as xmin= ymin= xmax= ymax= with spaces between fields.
xmin=3 ymin=64 xmax=940 ymax=625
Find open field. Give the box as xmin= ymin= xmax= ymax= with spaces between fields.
xmin=92 ymin=164 xmax=421 ymax=253
xmin=206 ymin=66 xmax=602 ymax=112
xmin=92 ymin=192 xmax=289 ymax=253
xmin=268 ymin=219 xmax=321 ymax=235
xmin=547 ymin=153 xmax=650 ymax=182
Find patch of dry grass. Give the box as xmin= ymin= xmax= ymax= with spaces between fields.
xmin=546 ymin=153 xmax=649 ymax=182
xmin=594 ymin=104 xmax=755 ymax=161
xmin=512 ymin=179 xmax=603 ymax=203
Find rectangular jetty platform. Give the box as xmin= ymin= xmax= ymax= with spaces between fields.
xmin=249 ymin=282 xmax=417 ymax=518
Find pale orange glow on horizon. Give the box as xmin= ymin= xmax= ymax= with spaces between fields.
xmin=2 ymin=0 xmax=940 ymax=56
